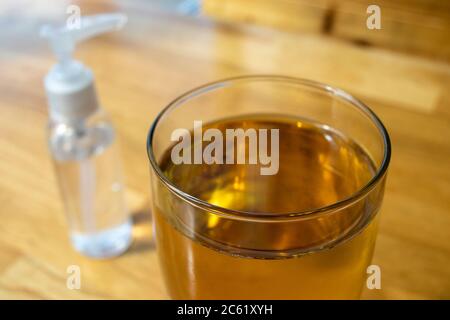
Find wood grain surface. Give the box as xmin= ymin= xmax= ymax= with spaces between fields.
xmin=203 ymin=0 xmax=450 ymax=62
xmin=0 ymin=0 xmax=449 ymax=299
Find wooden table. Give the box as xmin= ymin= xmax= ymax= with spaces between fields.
xmin=0 ymin=0 xmax=449 ymax=299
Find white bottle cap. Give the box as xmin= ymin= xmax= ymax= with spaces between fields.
xmin=41 ymin=14 xmax=127 ymax=122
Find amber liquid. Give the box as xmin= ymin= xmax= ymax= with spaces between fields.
xmin=153 ymin=115 xmax=380 ymax=299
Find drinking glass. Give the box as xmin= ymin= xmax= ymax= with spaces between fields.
xmin=147 ymin=76 xmax=391 ymax=299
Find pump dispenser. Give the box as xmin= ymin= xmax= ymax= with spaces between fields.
xmin=42 ymin=14 xmax=127 ymax=122
xmin=42 ymin=14 xmax=132 ymax=258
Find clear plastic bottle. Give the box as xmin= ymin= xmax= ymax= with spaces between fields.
xmin=49 ymin=110 xmax=132 ymax=258
xmin=42 ymin=14 xmax=132 ymax=258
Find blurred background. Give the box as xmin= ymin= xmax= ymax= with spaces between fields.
xmin=204 ymin=0 xmax=450 ymax=60
xmin=0 ymin=0 xmax=449 ymax=299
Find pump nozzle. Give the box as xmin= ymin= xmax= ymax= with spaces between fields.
xmin=42 ymin=13 xmax=127 ymax=123
xmin=41 ymin=13 xmax=127 ymax=63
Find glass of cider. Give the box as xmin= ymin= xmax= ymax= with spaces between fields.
xmin=147 ymin=76 xmax=391 ymax=299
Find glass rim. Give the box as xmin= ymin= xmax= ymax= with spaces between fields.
xmin=147 ymin=75 xmax=391 ymax=221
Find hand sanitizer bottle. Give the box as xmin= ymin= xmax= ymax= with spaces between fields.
xmin=41 ymin=14 xmax=132 ymax=258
